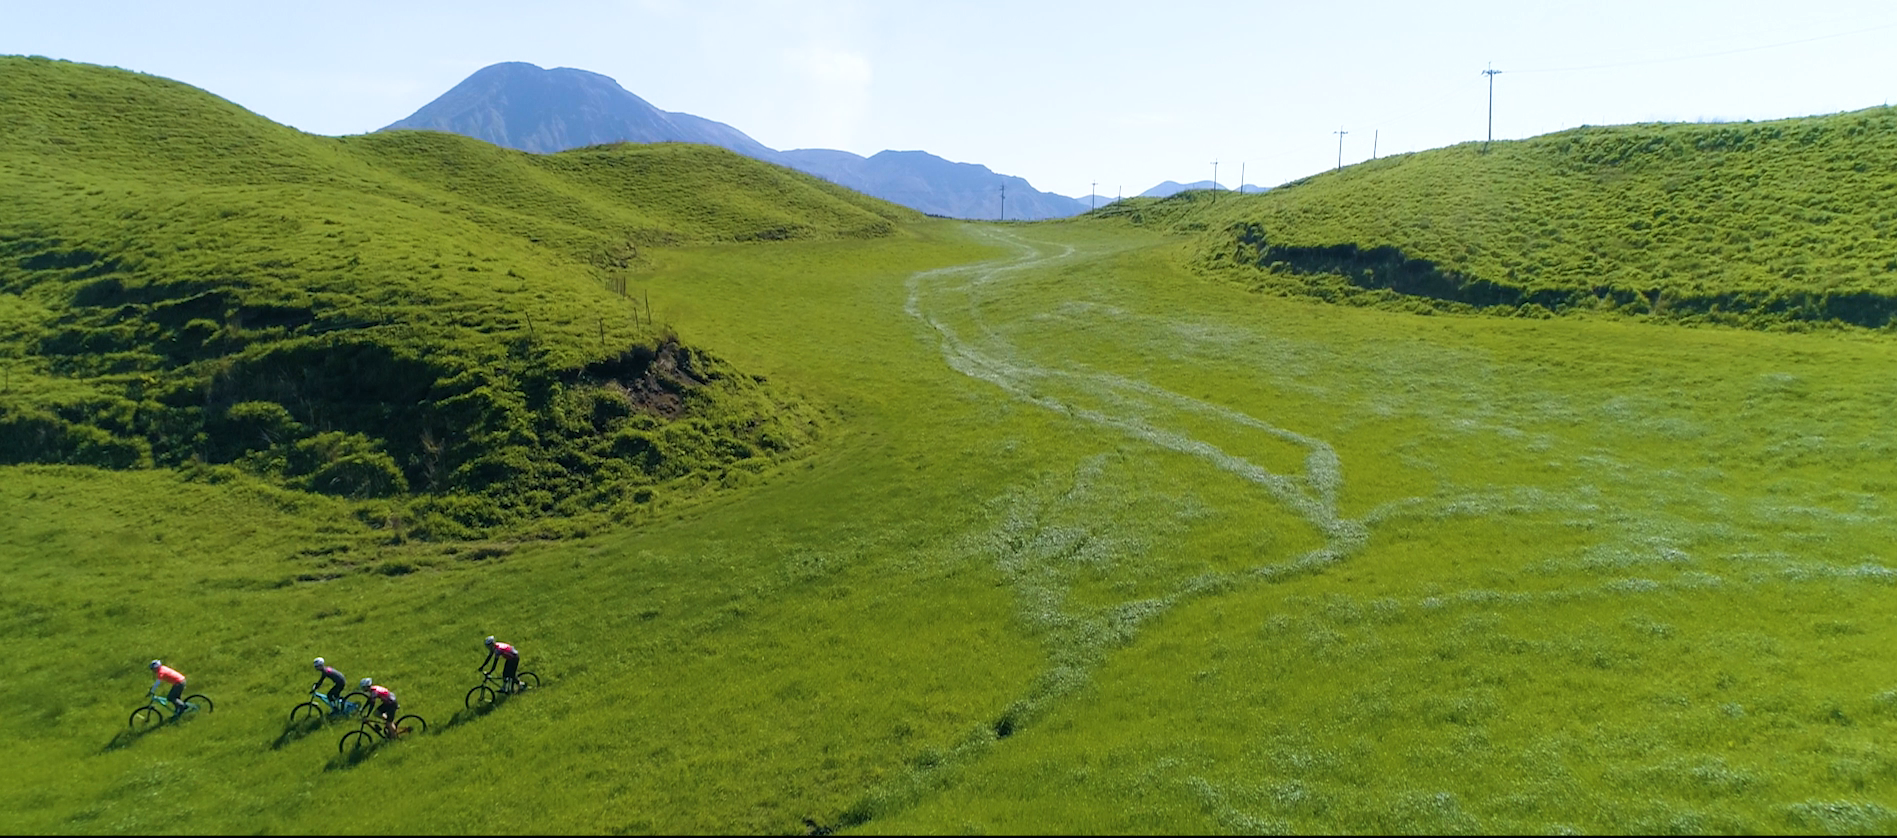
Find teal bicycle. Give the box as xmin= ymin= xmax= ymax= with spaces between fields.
xmin=130 ymin=691 xmax=212 ymax=731
xmin=289 ymin=688 xmax=370 ymax=725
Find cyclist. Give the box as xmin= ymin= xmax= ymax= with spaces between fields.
xmin=359 ymin=677 xmax=400 ymax=732
xmin=148 ymin=660 xmax=189 ymax=716
xmin=311 ymin=657 xmax=347 ymax=705
xmin=479 ymin=636 xmax=522 ymax=693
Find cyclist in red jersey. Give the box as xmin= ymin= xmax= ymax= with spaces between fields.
xmin=480 ymin=636 xmax=522 ymax=693
xmin=149 ymin=660 xmax=189 ymax=715
xmin=359 ymin=677 xmax=399 ymax=729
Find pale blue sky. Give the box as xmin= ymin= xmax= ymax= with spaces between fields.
xmin=6 ymin=1 xmax=1895 ymax=198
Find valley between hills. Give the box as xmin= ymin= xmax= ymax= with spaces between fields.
xmin=5 ymin=55 xmax=1897 ymax=834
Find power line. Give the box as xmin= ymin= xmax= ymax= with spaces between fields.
xmin=1216 ymin=18 xmax=1897 ymax=189
xmin=1483 ymin=63 xmax=1503 ymax=151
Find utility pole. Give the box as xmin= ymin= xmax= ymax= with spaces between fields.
xmin=1091 ymin=181 xmax=1097 ymax=211
xmin=999 ymin=183 xmax=1006 ymax=222
xmin=1333 ymin=129 xmax=1348 ymax=171
xmin=1373 ymin=130 xmax=1379 ymax=160
xmin=1210 ymin=159 xmax=1218 ymax=200
xmin=1239 ymin=162 xmax=1245 ymax=194
xmin=1483 ymin=63 xmax=1503 ymax=151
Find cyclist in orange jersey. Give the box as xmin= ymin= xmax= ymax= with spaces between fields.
xmin=149 ymin=660 xmax=188 ymax=715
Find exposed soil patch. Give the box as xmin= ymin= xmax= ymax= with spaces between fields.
xmin=577 ymin=338 xmax=710 ymax=420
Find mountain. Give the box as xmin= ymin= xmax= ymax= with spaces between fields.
xmin=382 ymin=62 xmax=1087 ymax=220
xmin=1139 ymin=180 xmax=1271 ymax=199
xmin=1139 ymin=180 xmax=1218 ymax=198
xmin=779 ymin=148 xmax=1088 ymax=220
xmin=380 ymin=61 xmax=776 ymax=158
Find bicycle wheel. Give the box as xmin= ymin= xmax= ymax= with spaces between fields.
xmin=465 ymin=684 xmax=496 ymax=709
xmin=341 ymin=691 xmax=370 ymax=715
xmin=514 ymin=671 xmax=541 ymax=691
xmin=129 ymin=705 xmax=163 ymax=731
xmin=289 ymin=702 xmax=325 ymax=725
xmin=183 ymin=694 xmax=213 ymax=714
xmin=394 ymin=714 xmax=427 ymax=736
xmin=339 ymin=730 xmax=374 ymax=756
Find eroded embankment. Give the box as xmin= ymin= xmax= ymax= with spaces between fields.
xmin=1218 ymin=221 xmax=1897 ymax=327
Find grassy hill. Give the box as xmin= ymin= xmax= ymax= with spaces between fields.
xmin=0 ymin=55 xmax=920 ymax=537
xmin=7 ymin=56 xmax=1897 ymax=835
xmin=1093 ymin=107 xmax=1897 ymax=329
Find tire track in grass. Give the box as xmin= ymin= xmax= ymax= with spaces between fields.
xmin=866 ymin=225 xmax=1897 ymax=831
xmin=835 ymin=226 xmax=1406 ymax=827
xmin=906 ymin=226 xmax=1369 ymax=574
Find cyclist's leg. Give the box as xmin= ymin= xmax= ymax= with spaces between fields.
xmin=502 ymin=657 xmax=519 ymax=692
xmin=168 ymin=682 xmax=187 ymax=713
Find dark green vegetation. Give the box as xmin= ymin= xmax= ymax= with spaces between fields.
xmin=6 ymin=56 xmax=1897 ymax=835
xmin=0 ymin=55 xmax=914 ymax=536
xmin=1097 ymin=108 xmax=1897 ymax=329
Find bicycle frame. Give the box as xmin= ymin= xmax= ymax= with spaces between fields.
xmin=310 ymin=690 xmax=360 ymax=715
xmin=131 ymin=690 xmax=211 ymax=730
xmin=464 ymin=668 xmax=538 ymax=708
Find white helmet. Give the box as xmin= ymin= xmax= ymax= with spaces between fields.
xmin=149 ymin=659 xmax=162 ymax=671
xmin=359 ymin=677 xmax=374 ymax=690
xmin=313 ymin=657 xmax=326 ymax=669
xmin=484 ymin=635 xmax=496 ymax=648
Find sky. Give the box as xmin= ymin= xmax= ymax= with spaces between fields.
xmin=5 ymin=0 xmax=1896 ymax=199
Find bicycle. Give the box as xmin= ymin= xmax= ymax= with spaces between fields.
xmin=338 ymin=711 xmax=428 ymax=755
xmin=288 ymin=688 xmax=370 ymax=726
xmin=129 ymin=691 xmax=213 ymax=731
xmin=464 ymin=669 xmax=540 ymax=708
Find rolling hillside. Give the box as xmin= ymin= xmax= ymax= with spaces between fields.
xmin=7 ymin=55 xmax=1897 ymax=836
xmin=0 ymin=55 xmax=920 ymax=537
xmin=1097 ymin=108 xmax=1897 ymax=329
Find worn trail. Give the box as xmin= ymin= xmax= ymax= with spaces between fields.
xmin=906 ymin=226 xmax=1369 ymax=570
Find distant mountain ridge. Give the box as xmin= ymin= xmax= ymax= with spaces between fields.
xmin=1141 ymin=180 xmax=1271 ymax=198
xmin=778 ymin=148 xmax=1084 ymax=220
xmin=382 ymin=62 xmax=1091 ymax=221
xmin=379 ymin=62 xmax=776 ymax=158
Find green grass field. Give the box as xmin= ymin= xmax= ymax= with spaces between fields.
xmin=5 ymin=56 xmax=1897 ymax=834
xmin=9 ymin=220 xmax=1897 ymax=833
